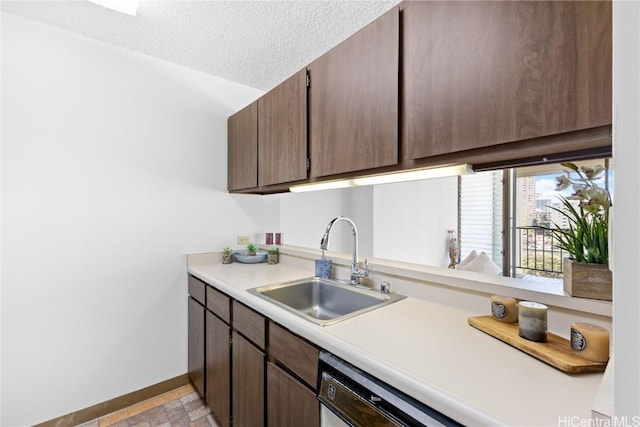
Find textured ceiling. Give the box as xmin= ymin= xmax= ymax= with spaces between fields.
xmin=1 ymin=0 xmax=401 ymax=90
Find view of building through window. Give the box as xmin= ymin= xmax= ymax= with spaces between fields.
xmin=515 ymin=173 xmax=570 ymax=280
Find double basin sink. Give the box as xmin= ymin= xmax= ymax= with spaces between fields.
xmin=249 ymin=277 xmax=406 ymax=326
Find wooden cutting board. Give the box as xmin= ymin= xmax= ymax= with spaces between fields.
xmin=468 ymin=315 xmax=608 ymax=374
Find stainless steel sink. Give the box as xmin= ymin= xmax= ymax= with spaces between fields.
xmin=248 ymin=277 xmax=406 ymax=326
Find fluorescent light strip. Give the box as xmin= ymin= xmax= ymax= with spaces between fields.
xmin=353 ymin=164 xmax=473 ymax=186
xmin=88 ymin=0 xmax=138 ymax=16
xmin=289 ymin=179 xmax=355 ymax=193
xmin=289 ymin=164 xmax=473 ymax=193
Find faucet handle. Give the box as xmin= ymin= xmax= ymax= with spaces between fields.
xmin=380 ymin=281 xmax=391 ymax=294
xmin=354 ymin=259 xmax=369 ymax=279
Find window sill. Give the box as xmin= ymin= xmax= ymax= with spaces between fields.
xmin=276 ymin=245 xmax=612 ymax=318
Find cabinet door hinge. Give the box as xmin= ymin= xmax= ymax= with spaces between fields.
xmin=306 ymin=158 xmax=311 ymax=171
xmin=306 ymin=71 xmax=310 ymax=88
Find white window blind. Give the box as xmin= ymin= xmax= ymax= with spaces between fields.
xmin=459 ymin=170 xmax=503 ymax=269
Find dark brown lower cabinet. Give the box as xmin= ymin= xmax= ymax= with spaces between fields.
xmin=187 ymin=297 xmax=205 ymax=398
xmin=205 ymin=310 xmax=231 ymax=427
xmin=190 ymin=277 xmax=319 ymax=427
xmin=267 ymin=362 xmax=320 ymax=427
xmin=232 ymin=331 xmax=265 ymax=427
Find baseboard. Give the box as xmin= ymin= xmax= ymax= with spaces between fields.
xmin=33 ymin=373 xmax=191 ymax=427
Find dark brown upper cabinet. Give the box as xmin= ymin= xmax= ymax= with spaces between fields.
xmin=308 ymin=7 xmax=399 ymax=178
xmin=228 ymin=101 xmax=258 ymax=191
xmin=258 ymin=69 xmax=308 ymax=187
xmin=401 ymin=1 xmax=612 ymax=162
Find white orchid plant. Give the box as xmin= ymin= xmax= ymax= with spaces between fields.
xmin=549 ymin=162 xmax=611 ymax=265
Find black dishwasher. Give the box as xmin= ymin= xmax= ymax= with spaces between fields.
xmin=317 ymin=351 xmax=463 ymax=427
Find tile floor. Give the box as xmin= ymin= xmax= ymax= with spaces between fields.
xmin=78 ymin=384 xmax=218 ymax=427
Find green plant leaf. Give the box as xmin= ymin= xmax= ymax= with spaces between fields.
xmin=545 ymin=195 xmax=608 ymax=265
xmin=561 ymin=162 xmax=579 ymax=172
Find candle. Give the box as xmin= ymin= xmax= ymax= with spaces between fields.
xmin=571 ymin=322 xmax=610 ymax=362
xmin=275 ymin=232 xmax=284 ymax=245
xmin=518 ymin=301 xmax=548 ymax=342
xmin=490 ymin=295 xmax=518 ymax=323
xmin=265 ymin=232 xmax=274 ymax=245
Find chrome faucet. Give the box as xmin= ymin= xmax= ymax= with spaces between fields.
xmin=320 ymin=216 xmax=369 ymax=286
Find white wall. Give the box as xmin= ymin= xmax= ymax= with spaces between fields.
xmin=278 ymin=186 xmax=373 ymax=255
xmin=340 ymin=186 xmax=374 ymax=256
xmin=613 ymin=1 xmax=640 ymax=417
xmin=373 ymin=177 xmax=458 ymax=267
xmin=0 ymin=13 xmax=277 ymax=426
xmin=279 ymin=190 xmax=345 ymax=251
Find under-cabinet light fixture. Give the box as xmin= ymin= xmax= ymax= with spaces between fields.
xmin=289 ymin=179 xmax=355 ymax=193
xmin=88 ymin=0 xmax=139 ymax=16
xmin=289 ymin=163 xmax=473 ymax=193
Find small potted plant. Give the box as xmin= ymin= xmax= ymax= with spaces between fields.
xmin=547 ymin=162 xmax=612 ymax=300
xmin=222 ymin=247 xmax=233 ymax=264
xmin=246 ymin=243 xmax=257 ymax=256
xmin=267 ymin=247 xmax=279 ymax=265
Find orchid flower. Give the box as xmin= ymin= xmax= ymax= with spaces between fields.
xmin=566 ymin=184 xmax=588 ymax=200
xmin=581 ymin=165 xmax=605 ymax=180
xmin=555 ymin=174 xmax=571 ymax=191
xmin=546 ymin=162 xmax=611 ymax=265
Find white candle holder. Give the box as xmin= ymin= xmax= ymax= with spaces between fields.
xmin=518 ymin=301 xmax=548 ymax=342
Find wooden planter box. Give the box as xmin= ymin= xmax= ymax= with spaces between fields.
xmin=563 ymin=258 xmax=612 ymax=301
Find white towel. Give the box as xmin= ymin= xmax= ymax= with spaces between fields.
xmin=459 ymin=251 xmax=501 ymax=275
xmin=457 ymin=250 xmax=478 ymax=269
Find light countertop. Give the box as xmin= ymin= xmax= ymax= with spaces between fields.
xmin=187 ymin=253 xmax=605 ymax=426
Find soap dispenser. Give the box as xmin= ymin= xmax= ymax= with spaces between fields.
xmin=315 ymin=250 xmax=332 ymax=279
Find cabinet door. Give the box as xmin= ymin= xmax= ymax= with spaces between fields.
xmin=268 ymin=322 xmax=318 ymax=389
xmin=267 ymin=362 xmax=319 ymax=427
xmin=258 ymin=69 xmax=308 ymax=187
xmin=232 ymin=331 xmax=265 ymax=427
xmin=188 ymin=297 xmax=205 ymax=398
xmin=401 ymin=1 xmax=612 ymax=161
xmin=308 ymin=7 xmax=399 ymax=178
xmin=228 ymin=101 xmax=258 ymax=191
xmin=206 ymin=311 xmax=231 ymax=427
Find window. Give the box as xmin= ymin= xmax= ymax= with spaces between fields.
xmin=459 ymin=159 xmax=612 ymax=282
xmin=459 ymin=170 xmax=504 ymax=271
